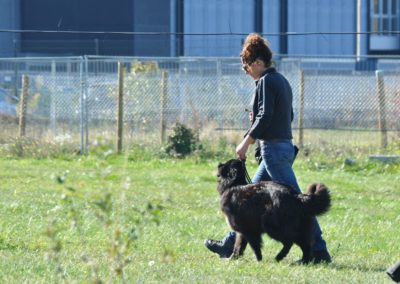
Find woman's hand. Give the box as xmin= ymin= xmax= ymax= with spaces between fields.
xmin=249 ymin=111 xmax=253 ymax=123
xmin=236 ymin=135 xmax=255 ymax=160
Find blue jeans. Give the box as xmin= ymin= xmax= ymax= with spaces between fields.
xmin=252 ymin=140 xmax=300 ymax=189
xmin=226 ymin=140 xmax=327 ymax=252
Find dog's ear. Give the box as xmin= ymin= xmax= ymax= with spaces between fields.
xmin=231 ymin=159 xmax=245 ymax=175
xmin=217 ymin=163 xmax=228 ymax=177
xmin=217 ymin=163 xmax=223 ymax=177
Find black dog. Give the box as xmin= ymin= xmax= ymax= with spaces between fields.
xmin=217 ymin=159 xmax=331 ymax=263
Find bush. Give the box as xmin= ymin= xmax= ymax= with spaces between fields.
xmin=165 ymin=123 xmax=199 ymax=158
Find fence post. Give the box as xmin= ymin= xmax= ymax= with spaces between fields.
xmin=217 ymin=59 xmax=223 ymax=130
xmin=297 ymin=70 xmax=305 ymax=148
xmin=50 ymin=60 xmax=56 ymax=135
xmin=79 ymin=56 xmax=89 ymax=155
xmin=79 ymin=58 xmax=84 ymax=154
xmin=160 ymin=71 xmax=168 ymax=144
xmin=117 ymin=62 xmax=124 ymax=154
xmin=84 ymin=56 xmax=89 ymax=155
xmin=18 ymin=74 xmax=29 ymax=137
xmin=376 ymin=70 xmax=387 ymax=149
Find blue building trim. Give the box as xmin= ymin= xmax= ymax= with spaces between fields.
xmin=255 ymin=0 xmax=263 ymax=33
xmin=279 ymin=0 xmax=288 ymax=54
xmin=175 ymin=0 xmax=184 ymax=56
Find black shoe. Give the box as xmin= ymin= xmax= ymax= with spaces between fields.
xmin=387 ymin=262 xmax=400 ymax=282
xmin=312 ymin=250 xmax=332 ymax=264
xmin=204 ymin=237 xmax=234 ymax=258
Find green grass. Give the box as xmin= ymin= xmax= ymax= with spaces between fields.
xmin=0 ymin=151 xmax=399 ymax=283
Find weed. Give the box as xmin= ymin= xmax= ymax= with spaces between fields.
xmin=44 ymin=167 xmax=163 ymax=283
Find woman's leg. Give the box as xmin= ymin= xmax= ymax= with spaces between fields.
xmin=252 ymin=160 xmax=271 ymax=183
xmin=204 ymin=231 xmax=236 ymax=258
xmin=260 ymin=141 xmax=301 ymax=192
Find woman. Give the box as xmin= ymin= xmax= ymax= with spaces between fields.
xmin=205 ymin=33 xmax=331 ymax=263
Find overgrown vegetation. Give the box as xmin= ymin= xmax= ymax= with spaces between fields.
xmin=0 ymin=132 xmax=399 ymax=176
xmin=0 ymin=137 xmax=79 ymax=159
xmin=45 ymin=170 xmax=163 ymax=282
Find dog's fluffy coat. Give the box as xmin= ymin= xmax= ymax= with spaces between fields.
xmin=217 ymin=159 xmax=331 ymax=263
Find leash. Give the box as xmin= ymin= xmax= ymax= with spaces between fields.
xmin=241 ymin=160 xmax=252 ymax=184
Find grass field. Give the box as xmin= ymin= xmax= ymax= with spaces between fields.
xmin=0 ymin=148 xmax=399 ymax=283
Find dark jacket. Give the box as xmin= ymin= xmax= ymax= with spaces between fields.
xmin=247 ymin=67 xmax=294 ymax=141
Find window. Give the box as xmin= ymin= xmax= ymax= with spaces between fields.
xmin=371 ymin=0 xmax=399 ymax=35
xmin=370 ymin=0 xmax=399 ymax=51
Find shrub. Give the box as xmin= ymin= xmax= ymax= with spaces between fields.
xmin=165 ymin=123 xmax=199 ymax=157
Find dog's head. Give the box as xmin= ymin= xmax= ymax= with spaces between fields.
xmin=217 ymin=159 xmax=248 ymax=194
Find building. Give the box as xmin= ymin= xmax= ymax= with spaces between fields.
xmin=0 ymin=0 xmax=399 ymax=57
xmin=0 ymin=0 xmax=172 ymax=57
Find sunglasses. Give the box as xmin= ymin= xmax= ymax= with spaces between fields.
xmin=241 ymin=60 xmax=255 ymax=73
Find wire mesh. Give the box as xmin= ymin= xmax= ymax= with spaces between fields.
xmin=0 ymin=56 xmax=399 ymax=155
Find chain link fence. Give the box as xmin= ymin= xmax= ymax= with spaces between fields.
xmin=0 ymin=55 xmax=399 ymax=156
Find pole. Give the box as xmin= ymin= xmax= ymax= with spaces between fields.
xmin=79 ymin=58 xmax=85 ymax=155
xmin=160 ymin=71 xmax=168 ymax=143
xmin=50 ymin=60 xmax=56 ymax=135
xmin=376 ymin=70 xmax=387 ymax=149
xmin=356 ymin=0 xmax=362 ymax=61
xmin=18 ymin=75 xmax=29 ymax=137
xmin=117 ymin=62 xmax=124 ymax=154
xmin=297 ymin=70 xmax=305 ymax=148
xmin=84 ymin=56 xmax=89 ymax=155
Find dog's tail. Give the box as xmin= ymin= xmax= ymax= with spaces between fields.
xmin=298 ymin=183 xmax=331 ymax=216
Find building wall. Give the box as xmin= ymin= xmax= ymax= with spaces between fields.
xmin=183 ymin=0 xmax=360 ymax=57
xmin=184 ymin=0 xmax=254 ymax=56
xmin=16 ymin=0 xmax=172 ymax=56
xmin=0 ymin=0 xmax=20 ymax=57
xmin=263 ymin=0 xmax=281 ymax=54
xmin=287 ymin=0 xmax=356 ymax=55
xmin=132 ymin=0 xmax=171 ymax=56
xmin=20 ymin=0 xmax=135 ymax=56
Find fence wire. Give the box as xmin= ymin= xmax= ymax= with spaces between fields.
xmin=0 ymin=56 xmax=399 ymax=156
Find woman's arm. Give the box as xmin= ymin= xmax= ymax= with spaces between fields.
xmin=236 ymin=135 xmax=255 ymax=160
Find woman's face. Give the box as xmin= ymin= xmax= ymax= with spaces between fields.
xmin=242 ymin=59 xmax=267 ymax=80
